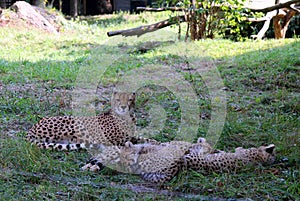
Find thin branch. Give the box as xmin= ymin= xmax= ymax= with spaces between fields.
xmin=248 ymin=0 xmax=300 ymax=12
xmin=247 ymin=16 xmax=271 ymax=22
xmin=251 ymin=11 xmax=277 ymax=39
xmin=136 ymin=7 xmax=184 ymax=12
xmin=247 ymin=9 xmax=286 ymax=22
xmin=137 ymin=1 xmax=300 ymax=14
xmin=289 ymin=3 xmax=300 ymax=13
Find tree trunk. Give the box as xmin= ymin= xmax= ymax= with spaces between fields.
xmin=70 ymin=0 xmax=78 ymax=17
xmin=59 ymin=0 xmax=62 ymax=12
xmin=0 ymin=1 xmax=6 ymax=8
xmin=83 ymin=0 xmax=86 ymax=15
xmin=99 ymin=0 xmax=113 ymax=14
xmin=190 ymin=10 xmax=197 ymax=40
xmin=273 ymin=10 xmax=296 ymax=38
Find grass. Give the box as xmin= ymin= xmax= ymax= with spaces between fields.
xmin=0 ymin=10 xmax=299 ymax=200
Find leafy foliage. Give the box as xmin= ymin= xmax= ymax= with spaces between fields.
xmin=156 ymin=0 xmax=248 ymax=40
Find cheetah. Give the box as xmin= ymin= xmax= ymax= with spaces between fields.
xmin=82 ymin=137 xmax=213 ymax=183
xmin=184 ymin=143 xmax=276 ymax=173
xmin=26 ymin=92 xmax=157 ymax=151
xmin=82 ymin=139 xmax=276 ymax=183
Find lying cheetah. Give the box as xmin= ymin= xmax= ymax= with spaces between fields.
xmin=184 ymin=144 xmax=276 ymax=173
xmin=82 ymin=139 xmax=276 ymax=183
xmin=26 ymin=92 xmax=157 ymax=151
xmin=82 ymin=137 xmax=213 ymax=183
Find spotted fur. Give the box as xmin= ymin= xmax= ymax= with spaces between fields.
xmin=82 ymin=139 xmax=276 ymax=183
xmin=82 ymin=138 xmax=213 ymax=183
xmin=26 ymin=92 xmax=157 ymax=151
xmin=184 ymin=144 xmax=276 ymax=172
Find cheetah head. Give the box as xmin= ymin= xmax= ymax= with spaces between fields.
xmin=258 ymin=144 xmax=276 ymax=164
xmin=111 ymin=91 xmax=136 ymax=115
xmin=235 ymin=144 xmax=276 ymax=164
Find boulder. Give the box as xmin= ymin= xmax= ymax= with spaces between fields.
xmin=11 ymin=1 xmax=57 ymax=33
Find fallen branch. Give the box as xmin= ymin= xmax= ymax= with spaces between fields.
xmin=107 ymin=15 xmax=185 ymax=37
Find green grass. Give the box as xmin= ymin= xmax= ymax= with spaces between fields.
xmin=0 ymin=10 xmax=299 ymax=200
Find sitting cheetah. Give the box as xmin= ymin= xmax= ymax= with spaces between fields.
xmin=82 ymin=137 xmax=213 ymax=183
xmin=82 ymin=139 xmax=276 ymax=183
xmin=26 ymin=92 xmax=157 ymax=151
xmin=184 ymin=144 xmax=276 ymax=173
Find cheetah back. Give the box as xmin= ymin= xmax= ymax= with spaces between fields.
xmin=184 ymin=144 xmax=276 ymax=172
xmin=26 ymin=92 xmax=137 ymax=150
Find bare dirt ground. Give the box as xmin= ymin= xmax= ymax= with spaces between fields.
xmin=0 ymin=1 xmax=65 ymax=32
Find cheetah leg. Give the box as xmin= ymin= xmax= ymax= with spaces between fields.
xmin=141 ymin=172 xmax=174 ymax=183
xmin=81 ymin=157 xmax=104 ymax=172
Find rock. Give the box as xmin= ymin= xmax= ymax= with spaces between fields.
xmin=10 ymin=1 xmax=57 ymax=33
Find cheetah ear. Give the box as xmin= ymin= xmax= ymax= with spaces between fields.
xmin=125 ymin=141 xmax=134 ymax=148
xmin=264 ymin=144 xmax=275 ymax=154
xmin=111 ymin=91 xmax=117 ymax=99
xmin=197 ymin=137 xmax=206 ymax=143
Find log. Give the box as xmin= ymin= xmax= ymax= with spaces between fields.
xmin=107 ymin=15 xmax=185 ymax=37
